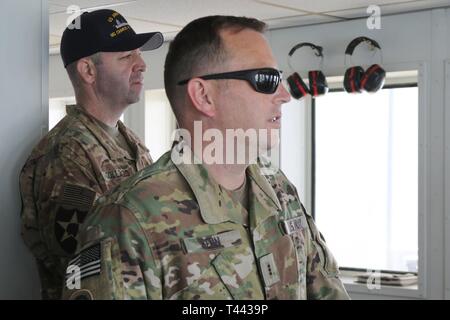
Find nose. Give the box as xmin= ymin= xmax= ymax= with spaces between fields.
xmin=133 ymin=50 xmax=147 ymax=73
xmin=275 ymin=82 xmax=291 ymax=104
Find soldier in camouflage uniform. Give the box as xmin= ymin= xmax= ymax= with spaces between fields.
xmin=63 ymin=15 xmax=350 ymax=300
xmin=19 ymin=9 xmax=163 ymax=299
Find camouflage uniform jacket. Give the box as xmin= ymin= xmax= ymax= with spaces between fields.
xmin=63 ymin=143 xmax=349 ymax=300
xmin=19 ymin=105 xmax=152 ymax=299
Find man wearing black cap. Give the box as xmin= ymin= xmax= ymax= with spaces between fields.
xmin=19 ymin=9 xmax=164 ymax=299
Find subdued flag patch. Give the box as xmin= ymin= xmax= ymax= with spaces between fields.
xmin=66 ymin=243 xmax=101 ymax=284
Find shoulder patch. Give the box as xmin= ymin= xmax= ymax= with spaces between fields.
xmin=55 ymin=184 xmax=96 ymax=254
xmin=59 ymin=184 xmax=96 ymax=210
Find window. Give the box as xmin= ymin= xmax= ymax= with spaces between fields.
xmin=313 ymin=81 xmax=418 ymax=274
xmin=145 ymin=89 xmax=177 ymax=161
xmin=49 ymin=97 xmax=75 ymax=130
xmin=280 ymin=93 xmax=309 ymax=206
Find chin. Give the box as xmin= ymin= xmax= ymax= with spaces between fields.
xmin=257 ymin=128 xmax=280 ymax=153
xmin=126 ymin=96 xmax=141 ymax=105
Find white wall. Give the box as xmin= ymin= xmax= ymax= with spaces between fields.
xmin=0 ymin=0 xmax=47 ymax=299
xmin=48 ymin=9 xmax=450 ymax=299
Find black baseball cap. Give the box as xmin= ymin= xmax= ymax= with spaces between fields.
xmin=60 ymin=9 xmax=164 ymax=67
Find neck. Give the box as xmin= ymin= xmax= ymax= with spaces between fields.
xmin=204 ymin=162 xmax=247 ymax=191
xmin=76 ymin=94 xmax=125 ymax=127
xmin=183 ymin=123 xmax=249 ymax=190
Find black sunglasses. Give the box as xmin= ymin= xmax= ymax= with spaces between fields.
xmin=177 ymin=68 xmax=283 ymax=94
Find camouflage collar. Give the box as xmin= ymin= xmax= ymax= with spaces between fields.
xmin=172 ymin=142 xmax=282 ymax=227
xmin=247 ymin=163 xmax=282 ymax=210
xmin=67 ymin=105 xmax=149 ymax=160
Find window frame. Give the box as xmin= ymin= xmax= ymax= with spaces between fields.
xmin=444 ymin=60 xmax=450 ymax=300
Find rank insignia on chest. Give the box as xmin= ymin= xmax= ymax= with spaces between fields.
xmin=259 ymin=253 xmax=280 ymax=287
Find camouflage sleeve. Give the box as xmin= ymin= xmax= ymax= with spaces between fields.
xmin=304 ymin=214 xmax=350 ymax=300
xmin=62 ymin=204 xmax=162 ymax=300
xmin=20 ymin=145 xmax=102 ymax=298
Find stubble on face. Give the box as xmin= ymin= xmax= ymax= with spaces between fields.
xmin=94 ymin=52 xmax=143 ymax=108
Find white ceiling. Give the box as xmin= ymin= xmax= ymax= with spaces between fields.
xmin=49 ymin=0 xmax=450 ymax=52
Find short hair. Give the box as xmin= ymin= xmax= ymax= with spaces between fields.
xmin=66 ymin=52 xmax=103 ymax=92
xmin=164 ymin=15 xmax=266 ymax=122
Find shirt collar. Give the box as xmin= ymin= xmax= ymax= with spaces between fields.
xmin=172 ymin=141 xmax=282 ymax=227
xmin=67 ymin=105 xmax=149 ymax=160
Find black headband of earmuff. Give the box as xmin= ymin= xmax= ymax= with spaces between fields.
xmin=345 ymin=36 xmax=381 ymax=56
xmin=288 ymin=42 xmax=323 ymax=58
xmin=287 ymin=42 xmax=324 ymax=72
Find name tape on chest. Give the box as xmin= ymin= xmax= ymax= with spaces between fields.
xmin=182 ymin=229 xmax=242 ymax=254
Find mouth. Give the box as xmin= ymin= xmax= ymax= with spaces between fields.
xmin=131 ymin=81 xmax=143 ymax=87
xmin=131 ymin=75 xmax=144 ymax=85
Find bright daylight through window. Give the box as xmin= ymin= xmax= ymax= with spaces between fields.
xmin=314 ymin=85 xmax=418 ymax=274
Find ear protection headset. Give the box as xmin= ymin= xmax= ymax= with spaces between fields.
xmin=344 ymin=36 xmax=386 ymax=93
xmin=287 ymin=42 xmax=328 ymax=99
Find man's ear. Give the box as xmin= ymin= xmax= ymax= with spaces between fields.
xmin=76 ymin=58 xmax=97 ymax=85
xmin=186 ymin=78 xmax=216 ymax=118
